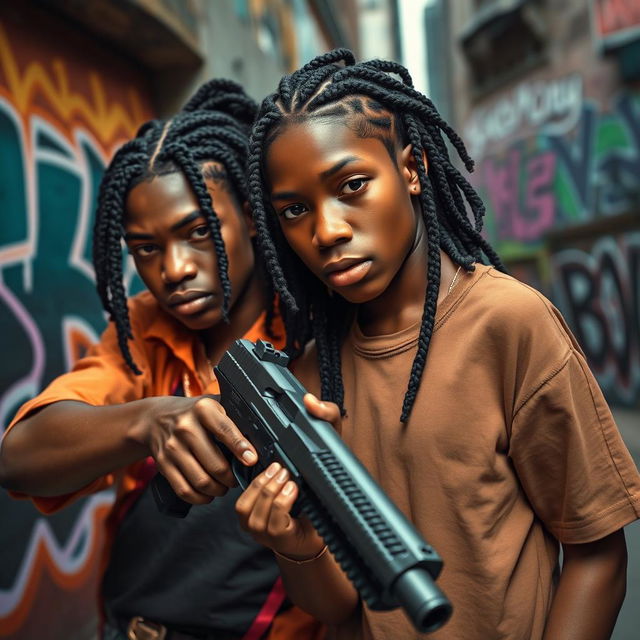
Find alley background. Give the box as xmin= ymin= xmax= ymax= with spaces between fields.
xmin=0 ymin=1 xmax=638 ymax=637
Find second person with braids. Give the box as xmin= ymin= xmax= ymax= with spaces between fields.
xmin=234 ymin=50 xmax=640 ymax=640
xmin=0 ymin=79 xmax=324 ymax=640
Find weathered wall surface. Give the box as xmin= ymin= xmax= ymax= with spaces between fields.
xmin=450 ymin=1 xmax=640 ymax=407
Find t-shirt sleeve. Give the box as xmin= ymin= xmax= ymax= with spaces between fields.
xmin=510 ymin=346 xmax=640 ymax=543
xmin=3 ymin=320 xmax=149 ymax=513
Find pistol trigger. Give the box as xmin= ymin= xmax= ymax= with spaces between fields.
xmin=231 ymin=457 xmax=251 ymax=489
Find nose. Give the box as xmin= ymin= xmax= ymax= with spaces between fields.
xmin=312 ymin=205 xmax=352 ymax=249
xmin=162 ymin=243 xmax=197 ymax=284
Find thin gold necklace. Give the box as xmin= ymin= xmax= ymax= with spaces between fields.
xmin=447 ymin=266 xmax=462 ymax=295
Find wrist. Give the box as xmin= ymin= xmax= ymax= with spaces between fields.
xmin=124 ymin=397 xmax=160 ymax=451
xmin=273 ymin=544 xmax=328 ymax=564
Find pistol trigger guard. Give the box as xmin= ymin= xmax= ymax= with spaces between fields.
xmin=231 ymin=457 xmax=252 ymax=490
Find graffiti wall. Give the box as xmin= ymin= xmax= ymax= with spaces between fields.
xmin=463 ymin=64 xmax=640 ymax=405
xmin=465 ymin=74 xmax=640 ymax=248
xmin=0 ymin=5 xmax=153 ymax=638
xmin=552 ymin=231 xmax=640 ymax=405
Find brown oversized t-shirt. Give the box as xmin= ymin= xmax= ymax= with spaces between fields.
xmin=297 ymin=264 xmax=640 ymax=640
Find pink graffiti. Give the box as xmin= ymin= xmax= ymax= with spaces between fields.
xmin=482 ymin=149 xmax=556 ymax=242
xmin=0 ymin=278 xmax=45 ymax=430
xmin=519 ymin=152 xmax=556 ymax=239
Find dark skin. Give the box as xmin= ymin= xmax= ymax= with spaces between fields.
xmin=236 ymin=119 xmax=628 ymax=637
xmin=0 ymin=163 xmax=262 ymax=504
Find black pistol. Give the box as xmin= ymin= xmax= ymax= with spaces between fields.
xmin=152 ymin=339 xmax=452 ymax=633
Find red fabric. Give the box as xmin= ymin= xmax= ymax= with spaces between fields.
xmin=241 ymin=577 xmax=287 ymax=640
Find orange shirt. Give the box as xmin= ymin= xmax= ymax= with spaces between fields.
xmin=5 ymin=291 xmax=323 ymax=640
xmin=7 ymin=291 xmax=284 ymax=512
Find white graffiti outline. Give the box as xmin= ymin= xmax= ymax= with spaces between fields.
xmin=464 ymin=74 xmax=584 ymax=157
xmin=69 ymin=128 xmax=112 ymax=284
xmin=32 ymin=114 xmax=84 ymax=217
xmin=0 ymin=491 xmax=115 ymax=617
xmin=0 ymin=98 xmax=37 ymax=290
xmin=0 ymin=274 xmax=45 ymax=431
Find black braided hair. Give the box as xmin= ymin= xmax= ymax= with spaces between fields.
xmin=247 ymin=49 xmax=505 ymax=422
xmin=93 ymin=79 xmax=258 ymax=374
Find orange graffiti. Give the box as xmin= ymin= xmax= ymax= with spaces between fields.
xmin=66 ymin=325 xmax=96 ymax=368
xmin=0 ymin=21 xmax=150 ymax=148
xmin=0 ymin=502 xmax=112 ymax=637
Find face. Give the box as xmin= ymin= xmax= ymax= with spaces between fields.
xmin=265 ymin=117 xmax=423 ymax=305
xmin=124 ymin=163 xmax=256 ymax=331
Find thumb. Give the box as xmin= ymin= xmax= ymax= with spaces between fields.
xmin=303 ymin=393 xmax=342 ymax=434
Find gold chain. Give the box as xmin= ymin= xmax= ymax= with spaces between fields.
xmin=447 ymin=266 xmax=462 ymax=295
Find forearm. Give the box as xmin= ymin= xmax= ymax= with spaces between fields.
xmin=0 ymin=399 xmax=153 ymax=496
xmin=543 ymin=530 xmax=627 ymax=640
xmin=276 ymin=549 xmax=360 ymax=625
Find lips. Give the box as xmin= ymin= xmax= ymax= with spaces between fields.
xmin=167 ymin=290 xmax=215 ymax=316
xmin=323 ymin=257 xmax=369 ymax=276
xmin=168 ymin=290 xmax=211 ymax=307
xmin=323 ymin=257 xmax=373 ymax=288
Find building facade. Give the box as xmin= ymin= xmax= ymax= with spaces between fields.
xmin=447 ymin=0 xmax=640 ymax=409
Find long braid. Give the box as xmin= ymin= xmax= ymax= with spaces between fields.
xmin=168 ymin=143 xmax=232 ymax=320
xmin=247 ymin=50 xmax=504 ymax=421
xmin=92 ymin=79 xmax=258 ymax=373
xmin=400 ymin=114 xmax=440 ymax=421
xmin=247 ymin=111 xmax=296 ymax=312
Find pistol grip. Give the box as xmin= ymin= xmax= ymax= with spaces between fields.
xmin=151 ymin=472 xmax=192 ymax=518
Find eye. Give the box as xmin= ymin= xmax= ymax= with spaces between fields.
xmin=280 ymin=203 xmax=308 ymax=220
xmin=341 ymin=177 xmax=369 ymax=195
xmin=190 ymin=225 xmax=211 ymax=240
xmin=131 ymin=244 xmax=158 ymax=258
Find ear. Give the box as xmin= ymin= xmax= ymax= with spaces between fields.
xmin=242 ymin=201 xmax=257 ymax=238
xmin=400 ymin=144 xmax=428 ymax=196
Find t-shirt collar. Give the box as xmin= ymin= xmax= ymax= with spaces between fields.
xmin=142 ymin=302 xmax=281 ymax=374
xmin=350 ymin=263 xmax=489 ymax=356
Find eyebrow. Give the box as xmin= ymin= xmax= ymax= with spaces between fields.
xmin=271 ymin=156 xmax=361 ymax=201
xmin=170 ymin=211 xmax=203 ymax=231
xmin=124 ymin=211 xmax=203 ymax=241
xmin=320 ymin=156 xmax=360 ymax=179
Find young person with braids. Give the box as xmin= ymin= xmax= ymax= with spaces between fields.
xmin=0 ymin=79 xmax=323 ymax=640
xmin=234 ymin=50 xmax=640 ymax=640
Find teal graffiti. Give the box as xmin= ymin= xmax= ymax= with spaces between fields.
xmin=0 ymin=103 xmax=142 ymax=430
